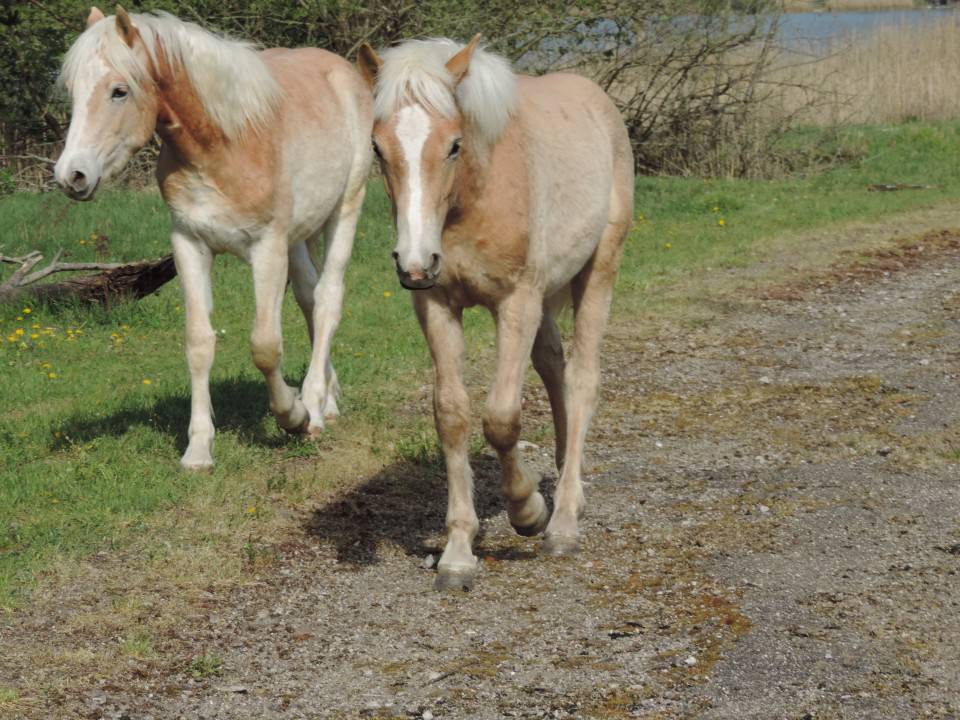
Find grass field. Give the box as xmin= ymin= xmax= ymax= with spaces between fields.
xmin=2 ymin=120 xmax=960 ymax=609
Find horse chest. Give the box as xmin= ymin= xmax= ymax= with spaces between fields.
xmin=165 ymin=175 xmax=267 ymax=259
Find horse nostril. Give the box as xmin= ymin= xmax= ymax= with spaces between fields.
xmin=429 ymin=253 xmax=441 ymax=273
xmin=70 ymin=170 xmax=87 ymax=189
xmin=391 ymin=251 xmax=400 ymax=263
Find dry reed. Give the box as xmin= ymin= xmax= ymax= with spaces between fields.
xmin=777 ymin=17 xmax=960 ymax=125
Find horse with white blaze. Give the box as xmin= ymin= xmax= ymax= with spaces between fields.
xmin=358 ymin=37 xmax=634 ymax=590
xmin=54 ymin=7 xmax=373 ymax=469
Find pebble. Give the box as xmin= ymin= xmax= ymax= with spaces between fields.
xmin=759 ymin=375 xmax=772 ymax=384
xmin=421 ymin=554 xmax=436 ymax=570
xmin=423 ymin=712 xmax=435 ymax=720
xmin=684 ymin=655 xmax=697 ymax=667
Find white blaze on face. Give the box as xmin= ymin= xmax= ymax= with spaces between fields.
xmin=394 ymin=104 xmax=434 ymax=272
xmin=55 ymin=53 xmax=111 ymax=194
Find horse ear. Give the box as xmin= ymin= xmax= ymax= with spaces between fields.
xmin=114 ymin=5 xmax=138 ymax=47
xmin=356 ymin=43 xmax=382 ymax=90
xmin=445 ymin=34 xmax=481 ymax=85
xmin=86 ymin=6 xmax=105 ymax=28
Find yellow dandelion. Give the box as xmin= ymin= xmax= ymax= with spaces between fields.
xmin=31 ymin=323 xmax=39 ymax=329
xmin=120 ymin=324 xmax=130 ymax=330
xmin=664 ymin=242 xmax=673 ymax=250
xmin=6 ymin=335 xmax=15 ymax=343
xmin=54 ymin=431 xmax=62 ymax=438
xmin=142 ymin=378 xmax=152 ymax=385
xmin=383 ymin=291 xmax=392 ymax=298
xmin=74 ymin=329 xmax=82 ymax=335
xmin=79 ymin=239 xmax=86 ymax=245
xmin=15 ymin=316 xmax=22 ymax=321
xmin=718 ymin=218 xmax=726 ymax=226
xmin=246 ymin=506 xmax=257 ymax=514
xmin=30 ymin=333 xmax=39 ymax=340
xmin=41 ymin=362 xmax=51 ymax=368
xmin=47 ymin=372 xmax=57 ymax=379
xmin=22 ymin=308 xmax=31 ymax=314
xmin=14 ymin=328 xmax=24 ymax=336
xmin=712 ymin=206 xmax=720 ymax=213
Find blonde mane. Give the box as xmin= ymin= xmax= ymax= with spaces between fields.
xmin=374 ymin=38 xmax=517 ymax=147
xmin=60 ymin=11 xmax=281 ymax=139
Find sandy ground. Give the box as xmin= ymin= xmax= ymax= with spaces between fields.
xmin=3 ymin=213 xmax=960 ymax=719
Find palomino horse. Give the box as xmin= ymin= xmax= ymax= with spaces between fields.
xmin=358 ymin=38 xmax=633 ymax=589
xmin=54 ymin=7 xmax=373 ymax=469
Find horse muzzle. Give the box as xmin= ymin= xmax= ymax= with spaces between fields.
xmin=54 ymin=156 xmax=101 ymax=202
xmin=394 ymin=252 xmax=442 ymax=290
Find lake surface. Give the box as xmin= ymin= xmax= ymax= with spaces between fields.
xmin=778 ymin=8 xmax=960 ymax=48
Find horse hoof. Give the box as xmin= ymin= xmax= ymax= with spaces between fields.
xmin=181 ymin=460 xmax=214 ymax=473
xmin=280 ymin=416 xmax=311 ymax=436
xmin=434 ymin=570 xmax=475 ymax=592
xmin=511 ymin=500 xmax=550 ymax=537
xmin=305 ymin=424 xmax=324 ymax=439
xmin=542 ymin=533 xmax=580 ymax=556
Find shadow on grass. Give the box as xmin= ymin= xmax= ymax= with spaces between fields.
xmin=57 ymin=375 xmax=283 ymax=451
xmin=304 ymin=452 xmax=545 ymax=566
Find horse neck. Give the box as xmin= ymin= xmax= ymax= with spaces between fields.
xmin=153 ymin=48 xmax=230 ymax=166
xmin=450 ymin=126 xmax=510 ymax=219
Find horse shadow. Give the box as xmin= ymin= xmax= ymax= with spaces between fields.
xmin=304 ymin=451 xmax=548 ymax=567
xmin=56 ymin=376 xmax=281 ymax=451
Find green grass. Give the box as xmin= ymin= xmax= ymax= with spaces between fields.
xmin=1 ymin=120 xmax=960 ymax=608
xmin=619 ymin=121 xmax=960 ymax=306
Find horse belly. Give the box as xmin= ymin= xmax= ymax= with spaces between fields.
xmin=283 ymin=136 xmax=352 ymax=245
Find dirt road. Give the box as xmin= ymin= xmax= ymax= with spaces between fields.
xmin=5 ymin=215 xmax=960 ymax=719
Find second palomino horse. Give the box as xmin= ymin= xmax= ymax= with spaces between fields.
xmin=55 ymin=7 xmax=372 ymax=468
xmin=358 ymin=37 xmax=634 ymax=589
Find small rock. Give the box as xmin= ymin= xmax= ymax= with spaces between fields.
xmin=684 ymin=655 xmax=697 ymax=667
xmin=919 ymin=358 xmax=931 ymax=366
xmin=877 ymin=446 xmax=893 ymax=457
xmin=421 ymin=554 xmax=436 ymax=570
xmin=758 ymin=504 xmax=770 ymax=514
xmin=759 ymin=375 xmax=772 ymax=385
xmin=654 ymin=441 xmax=664 ymax=449
xmin=423 ymin=712 xmax=435 ymax=720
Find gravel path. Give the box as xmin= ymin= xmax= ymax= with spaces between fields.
xmin=6 ymin=223 xmax=960 ymax=720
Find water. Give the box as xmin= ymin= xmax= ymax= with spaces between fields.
xmin=777 ymin=8 xmax=960 ymax=49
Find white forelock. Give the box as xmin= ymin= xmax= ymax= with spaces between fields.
xmin=374 ymin=38 xmax=517 ymax=147
xmin=60 ymin=11 xmax=281 ymax=139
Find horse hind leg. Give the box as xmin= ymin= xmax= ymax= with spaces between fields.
xmin=531 ymin=305 xmax=567 ymax=472
xmin=250 ymin=232 xmax=309 ymax=434
xmin=288 ymin=240 xmax=319 ymax=344
xmin=543 ymin=210 xmax=630 ymax=557
xmin=299 ymin=185 xmax=365 ymax=433
xmin=484 ymin=286 xmax=551 ymax=539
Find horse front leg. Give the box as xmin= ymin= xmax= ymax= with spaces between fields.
xmin=413 ymin=291 xmax=478 ymax=591
xmin=484 ymin=285 xmax=550 ymax=538
xmin=250 ymin=234 xmax=309 ymax=433
xmin=172 ymin=230 xmax=217 ymax=470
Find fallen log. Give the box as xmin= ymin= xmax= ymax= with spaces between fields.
xmin=0 ymin=250 xmax=177 ymax=306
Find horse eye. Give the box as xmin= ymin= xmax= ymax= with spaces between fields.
xmin=448 ymin=139 xmax=462 ymax=158
xmin=111 ymin=86 xmax=128 ymax=100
